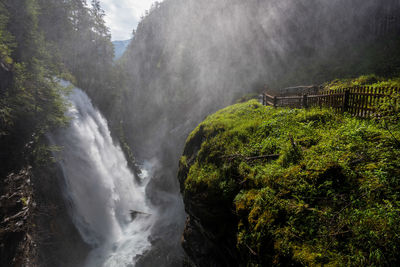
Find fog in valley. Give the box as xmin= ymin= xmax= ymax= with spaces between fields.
xmin=0 ymin=0 xmax=399 ymax=266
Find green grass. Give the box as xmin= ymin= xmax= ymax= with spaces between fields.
xmin=324 ymin=74 xmax=400 ymax=90
xmin=180 ymin=100 xmax=400 ymax=266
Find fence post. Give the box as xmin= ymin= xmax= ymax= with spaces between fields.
xmin=262 ymin=94 xmax=265 ymax=105
xmin=273 ymin=96 xmax=277 ymax=108
xmin=343 ymin=90 xmax=350 ymax=112
xmin=302 ymin=94 xmax=308 ymax=108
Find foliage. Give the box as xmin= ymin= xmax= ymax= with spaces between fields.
xmin=235 ymin=93 xmax=261 ymax=104
xmin=36 ymin=0 xmax=116 ymax=116
xmin=324 ymin=74 xmax=400 ymax=91
xmin=324 ymin=75 xmax=400 ymax=143
xmin=180 ymin=100 xmax=400 ymax=266
xmin=0 ymin=0 xmax=120 ymax=176
xmin=0 ymin=0 xmax=70 ymax=173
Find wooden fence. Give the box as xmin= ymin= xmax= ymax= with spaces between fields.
xmin=262 ymin=86 xmax=399 ymax=118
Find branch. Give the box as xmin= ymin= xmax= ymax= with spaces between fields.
xmin=244 ymin=242 xmax=258 ymax=256
xmin=130 ymin=210 xmax=151 ymax=220
xmin=289 ymin=134 xmax=297 ymax=149
xmin=2 ymin=208 xmax=28 ymax=224
xmin=384 ymin=120 xmax=400 ymax=148
xmin=245 ymin=154 xmax=280 ymax=161
xmin=221 ymin=153 xmax=280 ymax=161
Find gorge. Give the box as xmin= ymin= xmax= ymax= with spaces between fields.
xmin=49 ymin=84 xmax=153 ymax=266
xmin=1 ymin=0 xmax=400 ymax=266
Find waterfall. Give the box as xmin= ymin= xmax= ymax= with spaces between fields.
xmin=49 ymin=84 xmax=153 ymax=266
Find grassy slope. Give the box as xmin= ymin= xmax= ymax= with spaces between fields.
xmin=324 ymin=74 xmax=400 ymax=90
xmin=180 ymin=100 xmax=400 ymax=266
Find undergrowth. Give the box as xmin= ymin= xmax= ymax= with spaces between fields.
xmin=180 ymin=100 xmax=400 ymax=266
xmin=324 ymin=74 xmax=400 ymax=90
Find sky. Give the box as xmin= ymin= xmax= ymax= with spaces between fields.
xmin=100 ymin=0 xmax=159 ymax=41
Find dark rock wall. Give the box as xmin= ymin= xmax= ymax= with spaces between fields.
xmin=178 ymin=127 xmax=238 ymax=267
xmin=33 ymin=161 xmax=90 ymax=267
xmin=0 ymin=160 xmax=90 ymax=267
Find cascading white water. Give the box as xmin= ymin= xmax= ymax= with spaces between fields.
xmin=50 ymin=83 xmax=153 ymax=266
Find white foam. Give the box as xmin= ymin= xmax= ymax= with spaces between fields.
xmin=50 ymin=84 xmax=153 ymax=266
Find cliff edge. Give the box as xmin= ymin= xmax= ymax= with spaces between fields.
xmin=179 ymin=100 xmax=400 ymax=266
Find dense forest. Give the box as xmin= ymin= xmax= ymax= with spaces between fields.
xmin=1 ymin=0 xmax=400 ymax=266
xmin=0 ymin=0 xmax=116 ymax=175
xmin=0 ymin=0 xmax=118 ymax=265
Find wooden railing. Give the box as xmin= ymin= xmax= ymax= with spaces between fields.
xmin=262 ymin=86 xmax=399 ymax=118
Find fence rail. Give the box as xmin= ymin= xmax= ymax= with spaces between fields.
xmin=262 ymin=86 xmax=399 ymax=118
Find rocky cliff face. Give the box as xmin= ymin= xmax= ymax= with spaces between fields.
xmin=0 ymin=155 xmax=89 ymax=267
xmin=178 ymin=125 xmax=239 ymax=267
xmin=0 ymin=167 xmax=36 ymax=266
xmin=33 ymin=161 xmax=90 ymax=267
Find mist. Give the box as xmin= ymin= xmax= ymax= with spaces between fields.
xmin=121 ymin=0 xmax=400 ymax=154
xmin=1 ymin=0 xmax=400 ymax=266
xmin=115 ymin=1 xmax=400 ymax=263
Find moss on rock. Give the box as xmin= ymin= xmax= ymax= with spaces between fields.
xmin=179 ymin=100 xmax=400 ymax=266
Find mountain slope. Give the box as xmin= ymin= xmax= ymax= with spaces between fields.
xmin=113 ymin=39 xmax=131 ymax=60
xmin=114 ymin=1 xmax=400 ymax=265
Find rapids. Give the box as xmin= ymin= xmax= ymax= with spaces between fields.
xmin=49 ymin=84 xmax=153 ymax=266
